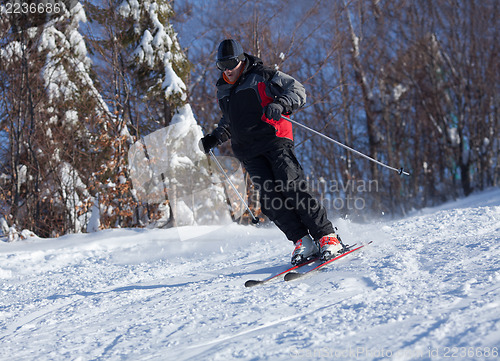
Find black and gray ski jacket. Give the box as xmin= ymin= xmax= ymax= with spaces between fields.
xmin=210 ymin=54 xmax=306 ymax=160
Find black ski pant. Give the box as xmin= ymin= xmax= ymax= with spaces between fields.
xmin=241 ymin=145 xmax=335 ymax=242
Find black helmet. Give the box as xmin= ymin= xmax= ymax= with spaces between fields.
xmin=216 ymin=39 xmax=245 ymax=71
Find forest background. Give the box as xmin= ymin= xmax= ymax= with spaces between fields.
xmin=0 ymin=0 xmax=498 ymax=239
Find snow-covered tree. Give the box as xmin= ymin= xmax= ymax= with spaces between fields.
xmin=128 ymin=104 xmax=237 ymax=227
xmin=86 ymin=0 xmax=229 ymax=228
xmin=118 ymin=0 xmax=189 ymax=124
xmin=86 ymin=0 xmax=191 ymax=135
xmin=0 ymin=2 xmax=106 ymax=237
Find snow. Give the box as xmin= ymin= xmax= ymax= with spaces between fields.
xmin=448 ymin=127 xmax=461 ymax=147
xmin=119 ymin=0 xmax=141 ymax=22
xmin=87 ymin=198 xmax=101 ymax=233
xmin=16 ymin=164 xmax=27 ymax=186
xmin=1 ymin=189 xmax=500 ymax=360
xmin=128 ymin=105 xmax=233 ymax=226
xmin=0 ymin=41 xmax=23 ymax=61
xmin=163 ymin=57 xmax=187 ymax=100
xmin=393 ymin=84 xmax=407 ymax=101
xmin=132 ymin=30 xmax=155 ymax=66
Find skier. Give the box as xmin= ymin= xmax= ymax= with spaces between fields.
xmin=200 ymin=39 xmax=342 ymax=265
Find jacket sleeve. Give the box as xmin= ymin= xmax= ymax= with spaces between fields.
xmin=211 ymin=115 xmax=231 ymax=144
xmin=269 ymin=71 xmax=307 ymax=113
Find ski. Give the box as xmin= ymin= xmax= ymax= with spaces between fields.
xmin=284 ymin=241 xmax=372 ymax=281
xmin=244 ymin=256 xmax=320 ymax=287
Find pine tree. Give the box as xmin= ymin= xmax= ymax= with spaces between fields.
xmin=113 ymin=0 xmax=231 ymax=226
xmin=118 ymin=0 xmax=190 ymax=127
xmin=86 ymin=0 xmax=223 ymax=229
xmin=86 ymin=0 xmax=191 ymax=135
xmin=0 ymin=2 xmax=105 ymax=237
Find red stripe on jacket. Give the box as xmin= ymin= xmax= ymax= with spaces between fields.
xmin=257 ymin=82 xmax=293 ymax=141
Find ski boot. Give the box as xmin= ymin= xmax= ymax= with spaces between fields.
xmin=291 ymin=235 xmax=319 ymax=265
xmin=318 ymin=233 xmax=343 ymax=261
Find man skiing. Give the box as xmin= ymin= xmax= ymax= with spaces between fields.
xmin=200 ymin=39 xmax=342 ymax=265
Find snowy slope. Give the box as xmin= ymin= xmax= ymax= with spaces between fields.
xmin=1 ymin=189 xmax=499 ymax=361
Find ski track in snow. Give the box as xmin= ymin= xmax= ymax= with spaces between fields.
xmin=1 ymin=190 xmax=500 ymax=360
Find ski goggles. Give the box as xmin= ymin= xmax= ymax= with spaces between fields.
xmin=216 ymin=57 xmax=240 ymax=71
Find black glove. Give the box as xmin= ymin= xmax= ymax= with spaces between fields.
xmin=199 ymin=134 xmax=219 ymax=154
xmin=263 ymin=102 xmax=284 ymax=122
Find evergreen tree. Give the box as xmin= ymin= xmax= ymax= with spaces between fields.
xmin=118 ymin=0 xmax=190 ymax=127
xmin=0 ymin=2 xmax=105 ymax=237
xmin=86 ymin=0 xmax=228 ymax=228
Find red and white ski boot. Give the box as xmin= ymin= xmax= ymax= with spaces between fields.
xmin=291 ymin=235 xmax=319 ymax=265
xmin=318 ymin=233 xmax=343 ymax=260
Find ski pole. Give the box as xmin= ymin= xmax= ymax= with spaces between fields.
xmin=282 ymin=115 xmax=410 ymax=176
xmin=208 ymin=150 xmax=260 ymax=224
